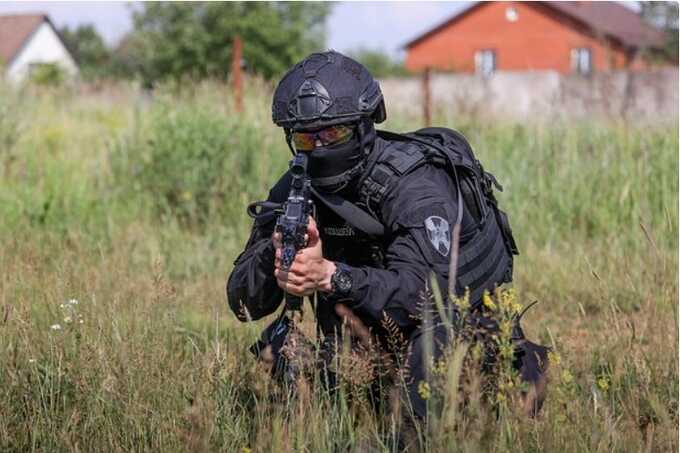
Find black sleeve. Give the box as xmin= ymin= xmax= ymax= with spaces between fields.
xmin=226 ymin=173 xmax=291 ymax=322
xmin=340 ymin=165 xmax=470 ymax=328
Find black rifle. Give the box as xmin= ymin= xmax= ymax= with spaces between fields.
xmin=247 ymin=153 xmax=314 ymax=312
xmin=275 ymin=152 xmax=314 ymax=311
xmin=246 ymin=153 xmax=314 ymax=384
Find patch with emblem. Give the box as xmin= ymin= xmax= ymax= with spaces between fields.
xmin=424 ymin=216 xmax=451 ymax=257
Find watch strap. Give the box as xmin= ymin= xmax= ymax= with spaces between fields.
xmin=330 ymin=262 xmax=352 ymax=298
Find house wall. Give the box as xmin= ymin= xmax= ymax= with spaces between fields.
xmin=6 ymin=22 xmax=78 ymax=82
xmin=405 ymin=1 xmax=635 ymax=74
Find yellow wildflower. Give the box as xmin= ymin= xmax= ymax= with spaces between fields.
xmin=462 ymin=288 xmax=471 ymax=310
xmin=499 ymin=343 xmax=514 ymax=359
xmin=561 ymin=369 xmax=574 ymax=385
xmin=511 ymin=301 xmax=523 ymax=314
xmin=433 ymin=358 xmax=448 ymax=376
xmin=499 ymin=320 xmax=512 ymax=337
xmin=548 ymin=351 xmax=562 ymax=367
xmin=482 ymin=291 xmax=496 ymax=311
xmin=499 ymin=288 xmax=514 ymax=311
xmin=597 ymin=376 xmax=610 ymax=392
xmin=454 ymin=289 xmax=471 ymax=311
xmin=418 ymin=381 xmax=431 ymax=400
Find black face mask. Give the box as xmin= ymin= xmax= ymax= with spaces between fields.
xmin=305 ymin=121 xmax=376 ymax=193
xmin=307 ymin=136 xmax=362 ymax=189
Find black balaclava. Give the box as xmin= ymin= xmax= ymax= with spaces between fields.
xmin=298 ymin=118 xmax=377 ymax=195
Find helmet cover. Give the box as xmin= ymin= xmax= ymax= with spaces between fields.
xmin=272 ymin=50 xmax=386 ymax=131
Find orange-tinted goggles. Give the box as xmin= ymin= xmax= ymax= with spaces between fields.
xmin=292 ymin=125 xmax=354 ymax=151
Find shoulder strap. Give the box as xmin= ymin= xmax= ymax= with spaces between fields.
xmin=310 ymin=187 xmax=385 ymax=236
xmin=378 ymin=129 xmax=465 ymax=297
xmin=375 ymin=129 xmax=410 ymax=143
xmin=376 ymin=129 xmax=464 ymax=228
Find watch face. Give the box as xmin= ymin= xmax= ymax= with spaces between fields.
xmin=334 ymin=269 xmax=352 ymax=295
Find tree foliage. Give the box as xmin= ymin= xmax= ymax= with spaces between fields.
xmin=346 ymin=48 xmax=409 ymax=78
xmin=639 ymin=1 xmax=679 ymax=62
xmin=122 ymin=2 xmax=332 ymax=84
xmin=29 ymin=63 xmax=66 ymax=87
xmin=59 ymin=24 xmax=110 ymax=80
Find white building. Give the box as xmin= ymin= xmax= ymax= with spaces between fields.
xmin=0 ymin=13 xmax=78 ymax=83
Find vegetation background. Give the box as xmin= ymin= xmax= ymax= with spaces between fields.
xmin=55 ymin=2 xmax=679 ymax=83
xmin=0 ymin=1 xmax=677 ymax=451
xmin=0 ymin=78 xmax=676 ymax=451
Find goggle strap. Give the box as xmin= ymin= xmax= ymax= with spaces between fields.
xmin=357 ymin=120 xmax=367 ymax=156
xmin=284 ymin=129 xmax=296 ymax=155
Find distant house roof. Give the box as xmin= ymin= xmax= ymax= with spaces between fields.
xmin=404 ymin=1 xmax=666 ymax=50
xmin=403 ymin=3 xmax=482 ymax=50
xmin=546 ymin=2 xmax=666 ymax=48
xmin=0 ymin=13 xmax=50 ymax=66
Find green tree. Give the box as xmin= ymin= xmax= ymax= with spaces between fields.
xmin=124 ymin=2 xmax=332 ymax=84
xmin=347 ymin=47 xmax=408 ymax=78
xmin=639 ymin=1 xmax=679 ymax=62
xmin=108 ymin=33 xmax=153 ymax=83
xmin=59 ymin=24 xmax=110 ymax=80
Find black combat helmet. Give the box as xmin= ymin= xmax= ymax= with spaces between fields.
xmin=272 ymin=51 xmax=386 ymax=193
xmin=272 ymin=50 xmax=386 ymax=131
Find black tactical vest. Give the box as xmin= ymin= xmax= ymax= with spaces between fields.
xmin=249 ymin=127 xmax=519 ymax=311
xmin=359 ymin=128 xmax=519 ymax=305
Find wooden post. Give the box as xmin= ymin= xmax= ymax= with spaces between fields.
xmin=231 ymin=35 xmax=243 ymax=113
xmin=422 ymin=67 xmax=431 ymax=127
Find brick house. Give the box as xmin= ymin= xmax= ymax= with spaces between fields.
xmin=404 ymin=1 xmax=667 ymax=76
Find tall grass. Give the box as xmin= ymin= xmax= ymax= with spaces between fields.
xmin=0 ymin=80 xmax=677 ymax=451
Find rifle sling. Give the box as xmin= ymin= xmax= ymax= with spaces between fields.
xmin=310 ymin=187 xmax=385 ymax=237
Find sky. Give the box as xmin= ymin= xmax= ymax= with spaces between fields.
xmin=0 ymin=1 xmax=471 ymax=59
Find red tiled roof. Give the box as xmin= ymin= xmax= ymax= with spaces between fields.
xmin=0 ymin=13 xmax=47 ymax=65
xmin=403 ymin=3 xmax=483 ymax=49
xmin=546 ymin=1 xmax=666 ymax=49
xmin=404 ymin=1 xmax=666 ymax=50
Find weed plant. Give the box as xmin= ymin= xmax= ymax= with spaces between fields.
xmin=0 ymin=80 xmax=677 ymax=451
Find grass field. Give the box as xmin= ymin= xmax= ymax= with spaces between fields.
xmin=0 ymin=80 xmax=677 ymax=452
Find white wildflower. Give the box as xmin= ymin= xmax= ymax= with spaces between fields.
xmin=64 ymin=316 xmax=72 ymax=324
xmin=67 ymin=299 xmax=79 ymax=306
xmin=28 ymin=359 xmax=36 ymax=364
xmin=50 ymin=324 xmax=62 ymax=331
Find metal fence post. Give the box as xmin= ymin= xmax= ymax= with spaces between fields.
xmin=231 ymin=35 xmax=243 ymax=113
xmin=422 ymin=67 xmax=431 ymax=127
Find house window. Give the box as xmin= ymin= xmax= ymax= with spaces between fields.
xmin=571 ymin=48 xmax=592 ymax=75
xmin=506 ymin=6 xmax=518 ymax=22
xmin=475 ymin=49 xmax=496 ymax=77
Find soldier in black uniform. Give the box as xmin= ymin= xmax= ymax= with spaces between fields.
xmin=227 ymin=51 xmax=546 ymax=422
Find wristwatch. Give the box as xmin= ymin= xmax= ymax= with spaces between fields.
xmin=330 ymin=262 xmax=353 ymax=299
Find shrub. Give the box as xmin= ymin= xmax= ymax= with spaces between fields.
xmin=29 ymin=63 xmax=66 ymax=87
xmin=111 ymin=103 xmax=270 ymax=226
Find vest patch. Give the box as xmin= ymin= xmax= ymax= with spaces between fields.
xmin=425 ymin=216 xmax=451 ymax=257
xmin=323 ymin=224 xmax=356 ymax=237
